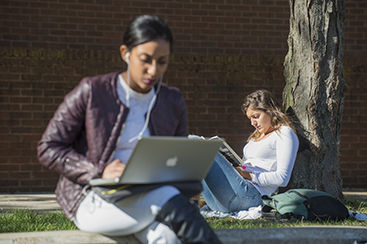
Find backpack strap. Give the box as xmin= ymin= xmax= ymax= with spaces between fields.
xmin=261 ymin=204 xmax=294 ymax=221
xmin=286 ymin=189 xmax=309 ymax=199
xmin=261 ymin=196 xmax=295 ymax=220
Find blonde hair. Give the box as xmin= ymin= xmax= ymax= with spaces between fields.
xmin=241 ymin=89 xmax=295 ymax=142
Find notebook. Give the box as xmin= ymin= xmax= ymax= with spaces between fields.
xmin=89 ymin=136 xmax=224 ymax=186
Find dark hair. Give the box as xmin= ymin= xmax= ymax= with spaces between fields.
xmin=242 ymin=89 xmax=295 ymax=141
xmin=123 ymin=15 xmax=173 ymax=52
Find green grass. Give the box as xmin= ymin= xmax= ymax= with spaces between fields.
xmin=0 ymin=210 xmax=78 ymax=233
xmin=0 ymin=198 xmax=366 ymax=233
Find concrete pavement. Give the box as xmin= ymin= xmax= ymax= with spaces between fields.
xmin=0 ymin=227 xmax=367 ymax=244
xmin=0 ymin=193 xmax=60 ymax=212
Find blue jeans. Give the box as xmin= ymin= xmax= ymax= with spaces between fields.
xmin=201 ymin=153 xmax=263 ymax=212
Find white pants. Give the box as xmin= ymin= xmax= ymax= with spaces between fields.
xmin=74 ymin=185 xmax=182 ymax=244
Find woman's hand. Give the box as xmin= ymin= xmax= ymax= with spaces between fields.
xmin=235 ymin=166 xmax=253 ymax=181
xmin=102 ymin=159 xmax=126 ymax=179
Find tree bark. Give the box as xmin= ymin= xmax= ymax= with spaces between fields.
xmin=283 ymin=0 xmax=347 ymax=200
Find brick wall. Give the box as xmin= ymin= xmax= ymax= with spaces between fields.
xmin=0 ymin=0 xmax=291 ymax=55
xmin=344 ymin=1 xmax=367 ymax=57
xmin=340 ymin=57 xmax=367 ymax=188
xmin=1 ymin=0 xmax=366 ymax=192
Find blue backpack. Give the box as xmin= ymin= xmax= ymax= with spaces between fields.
xmin=261 ymin=189 xmax=349 ymax=221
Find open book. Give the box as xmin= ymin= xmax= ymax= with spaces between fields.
xmin=202 ymin=136 xmax=243 ymax=167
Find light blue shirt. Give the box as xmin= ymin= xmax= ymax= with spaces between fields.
xmin=110 ymin=75 xmax=155 ymax=164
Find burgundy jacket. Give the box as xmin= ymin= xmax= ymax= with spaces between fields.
xmin=37 ymin=71 xmax=189 ymax=219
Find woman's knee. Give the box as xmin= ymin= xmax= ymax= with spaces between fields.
xmin=134 ymin=221 xmax=181 ymax=244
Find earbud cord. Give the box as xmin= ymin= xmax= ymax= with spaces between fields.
xmin=125 ymin=64 xmax=131 ymax=107
xmin=127 ymin=76 xmax=163 ymax=143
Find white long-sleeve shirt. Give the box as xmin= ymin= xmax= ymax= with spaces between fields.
xmin=242 ymin=126 xmax=299 ymax=196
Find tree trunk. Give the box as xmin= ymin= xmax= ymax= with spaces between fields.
xmin=283 ymin=0 xmax=347 ymax=200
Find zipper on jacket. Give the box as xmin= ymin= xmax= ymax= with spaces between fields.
xmin=107 ymin=122 xmax=126 ymax=164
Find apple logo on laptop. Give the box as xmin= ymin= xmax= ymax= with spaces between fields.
xmin=166 ymin=156 xmax=178 ymax=167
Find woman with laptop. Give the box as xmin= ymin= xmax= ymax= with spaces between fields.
xmin=201 ymin=89 xmax=299 ymax=213
xmin=38 ymin=15 xmax=221 ymax=244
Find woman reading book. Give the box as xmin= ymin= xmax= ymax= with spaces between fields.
xmin=201 ymin=89 xmax=299 ymax=212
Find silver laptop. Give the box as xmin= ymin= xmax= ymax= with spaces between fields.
xmin=89 ymin=136 xmax=224 ymax=186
